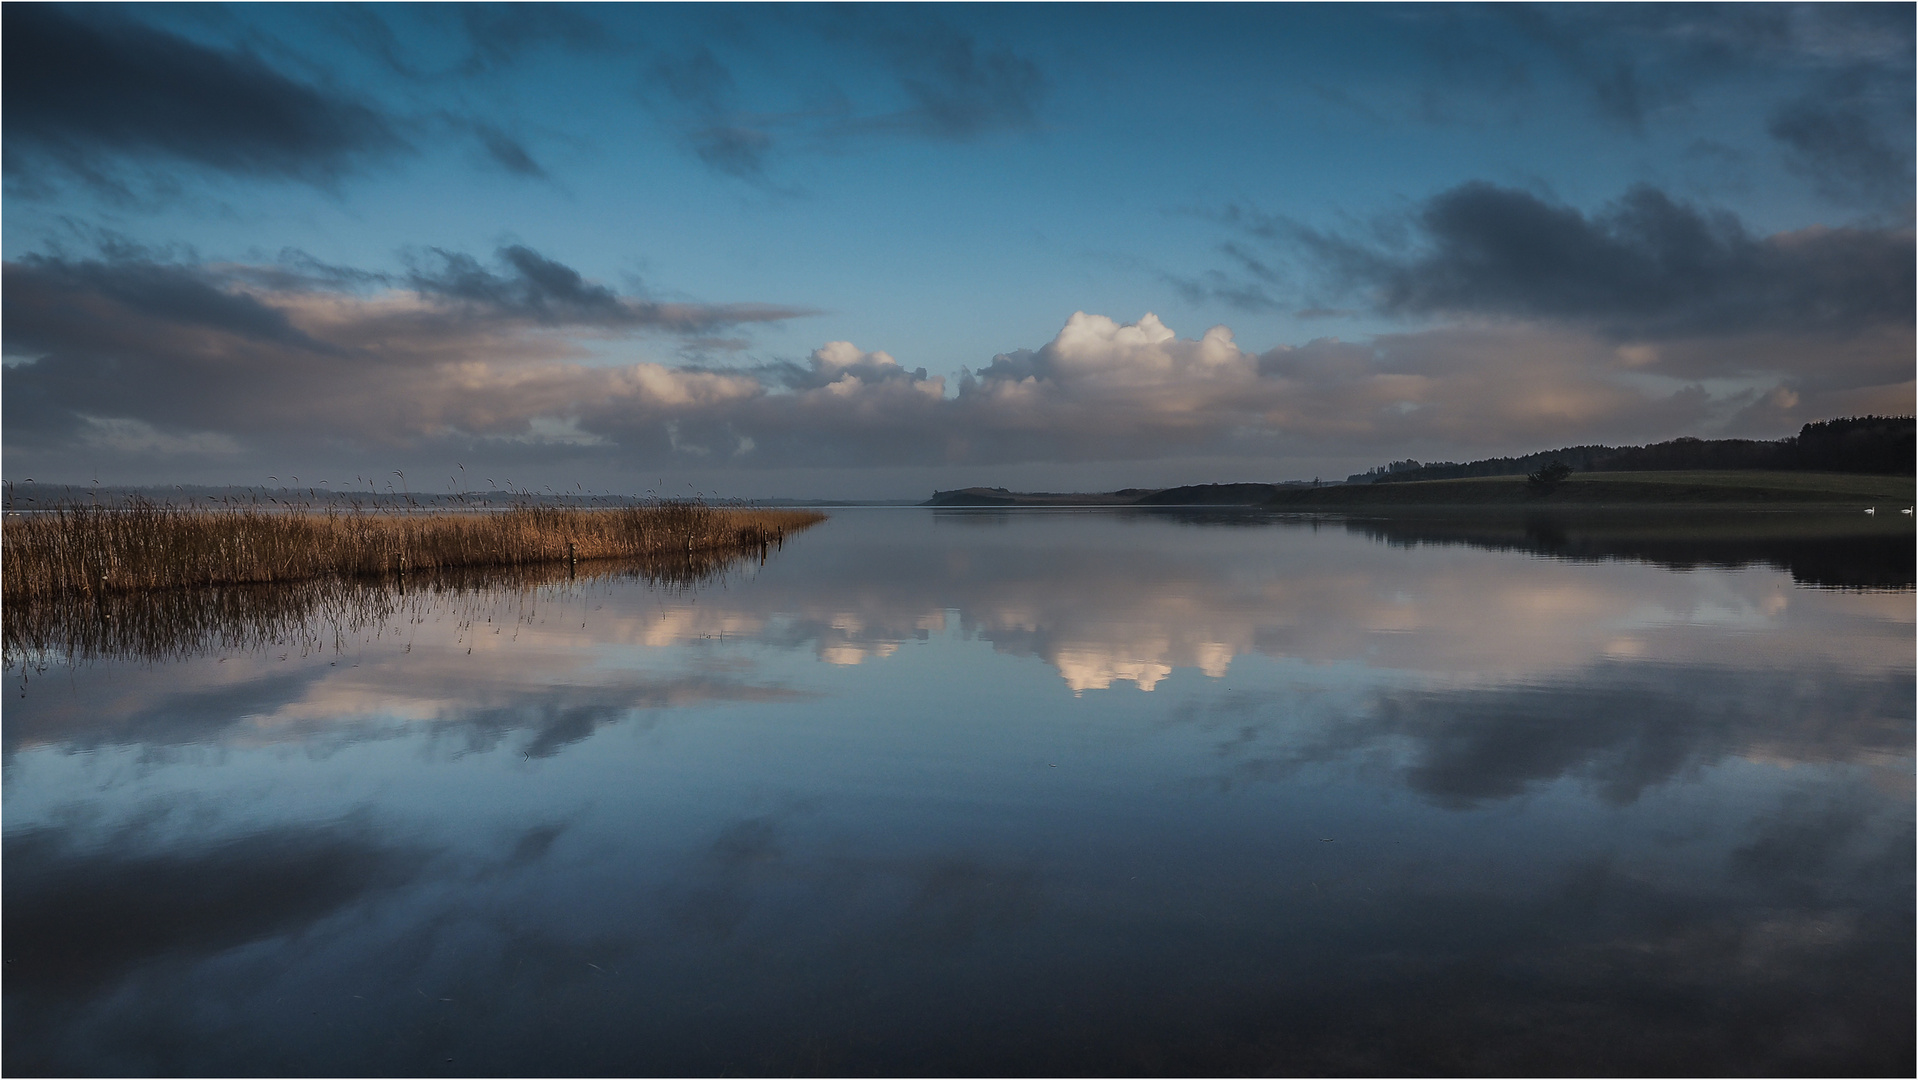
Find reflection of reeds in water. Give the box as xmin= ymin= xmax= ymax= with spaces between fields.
xmin=3 ymin=500 xmax=824 ymax=601
xmin=4 ymin=547 xmax=765 ymax=669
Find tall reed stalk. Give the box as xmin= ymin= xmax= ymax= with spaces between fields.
xmin=2 ymin=499 xmax=825 ymax=602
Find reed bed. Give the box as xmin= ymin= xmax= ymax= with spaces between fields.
xmin=4 ymin=548 xmax=764 ymax=670
xmin=3 ymin=499 xmax=825 ymax=602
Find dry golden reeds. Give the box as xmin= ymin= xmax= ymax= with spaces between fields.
xmin=4 ymin=548 xmax=766 ymax=669
xmin=2 ymin=499 xmax=826 ymax=602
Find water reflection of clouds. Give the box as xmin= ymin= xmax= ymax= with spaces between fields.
xmin=9 ymin=790 xmax=1907 ymax=1075
xmin=7 ymin=647 xmax=811 ymax=761
xmin=5 ymin=512 xmax=1909 ymax=1074
xmin=3 ymin=817 xmax=430 ymax=1004
xmin=655 ymin=812 xmax=1045 ymax=951
xmin=1186 ymin=663 xmax=1914 ymax=807
xmin=722 ymin=527 xmax=1910 ymax=694
xmin=9 ymin=514 xmax=1911 ymax=780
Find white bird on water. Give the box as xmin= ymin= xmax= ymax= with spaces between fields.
xmin=1864 ymin=507 xmax=1875 ymax=515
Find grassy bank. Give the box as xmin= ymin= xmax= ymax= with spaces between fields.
xmin=2 ymin=501 xmax=825 ymax=602
xmin=1266 ymin=470 xmax=1915 ymax=509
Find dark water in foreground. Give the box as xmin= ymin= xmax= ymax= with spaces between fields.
xmin=5 ymin=509 xmax=1913 ymax=1075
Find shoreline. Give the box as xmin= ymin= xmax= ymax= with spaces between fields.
xmin=928 ymin=471 xmax=1916 ymax=510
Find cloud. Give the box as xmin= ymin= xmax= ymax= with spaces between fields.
xmin=1410 ymin=5 xmax=1914 ymax=137
xmin=449 ymin=2 xmax=609 ymax=77
xmin=1181 ymin=182 xmax=1913 ymax=424
xmin=1495 ymin=6 xmax=1687 ymax=131
xmin=690 ymin=126 xmax=777 ymax=181
xmin=854 ymin=21 xmax=1048 ymax=139
xmin=636 ymin=13 xmax=1048 ymax=182
xmin=763 ymin=341 xmax=940 ymax=393
xmin=652 ymin=46 xmax=737 ymax=110
xmin=645 ymin=47 xmax=780 ymax=181
xmin=1768 ymin=73 xmax=1913 ymax=214
xmin=1 ymin=5 xmax=406 ymax=193
xmin=1293 ymin=182 xmax=1913 ymax=338
xmin=330 ymin=3 xmax=611 ymax=82
xmin=943 ymin=313 xmax=1734 ymax=462
xmin=0 ymin=246 xmax=809 ymax=460
xmin=402 ymin=245 xmax=808 ymax=332
xmin=6 ymin=238 xmax=1905 ymax=484
xmin=474 ymin=125 xmax=547 ymax=178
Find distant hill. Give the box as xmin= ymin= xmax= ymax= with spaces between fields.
xmin=1348 ymin=416 xmax=1915 ymax=485
xmin=930 ymin=470 xmax=1914 ymax=510
xmin=922 ymin=416 xmax=1914 ymax=509
xmin=1271 ymin=470 xmax=1914 ymax=508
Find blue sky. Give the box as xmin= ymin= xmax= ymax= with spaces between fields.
xmin=4 ymin=3 xmax=1912 ymax=496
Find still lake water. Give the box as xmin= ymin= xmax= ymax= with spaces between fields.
xmin=5 ymin=508 xmax=1913 ymax=1075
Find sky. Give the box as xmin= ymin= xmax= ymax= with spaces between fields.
xmin=3 ymin=2 xmax=1912 ymax=499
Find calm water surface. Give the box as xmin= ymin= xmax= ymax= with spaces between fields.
xmin=5 ymin=509 xmax=1913 ymax=1075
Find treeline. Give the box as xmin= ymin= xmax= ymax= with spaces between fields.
xmin=1350 ymin=416 xmax=1915 ymax=485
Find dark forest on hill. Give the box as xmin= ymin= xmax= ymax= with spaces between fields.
xmin=1349 ymin=416 xmax=1915 ymax=485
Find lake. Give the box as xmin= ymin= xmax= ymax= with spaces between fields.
xmin=5 ymin=507 xmax=1912 ymax=1075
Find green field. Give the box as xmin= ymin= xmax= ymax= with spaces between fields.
xmin=1266 ymin=471 xmax=1916 ymax=508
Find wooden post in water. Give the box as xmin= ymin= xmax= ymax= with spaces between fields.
xmin=567 ymin=541 xmax=576 ymax=578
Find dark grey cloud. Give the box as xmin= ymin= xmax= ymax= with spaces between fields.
xmin=637 ymin=14 xmax=1047 ymax=182
xmin=450 ymin=2 xmax=609 ymax=77
xmin=1163 ymin=238 xmax=1296 ymax=314
xmin=0 ymin=244 xmax=812 ymax=465
xmin=404 ymin=245 xmax=812 ymax=332
xmin=1 ymin=5 xmax=406 ymax=192
xmin=1496 ymin=6 xmax=1686 ymax=131
xmin=1769 ymin=71 xmax=1913 ymax=213
xmin=651 ymin=45 xmax=736 ymax=109
xmin=642 ymin=47 xmax=781 ymax=181
xmin=860 ymin=22 xmax=1048 ymax=139
xmin=4 ymin=243 xmax=802 ymax=360
xmin=475 ymin=125 xmax=547 ymax=178
xmin=1414 ymin=4 xmax=1914 ymax=136
xmin=326 ymin=2 xmax=610 ymax=82
xmin=4 ymin=253 xmax=338 ymax=355
xmin=1254 ymin=182 xmax=1914 ymax=340
xmin=408 ymin=246 xmax=626 ymax=322
xmin=691 ymin=125 xmax=776 ymax=181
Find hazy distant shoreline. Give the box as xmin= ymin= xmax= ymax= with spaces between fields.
xmin=929 ymin=470 xmax=1916 ymax=509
